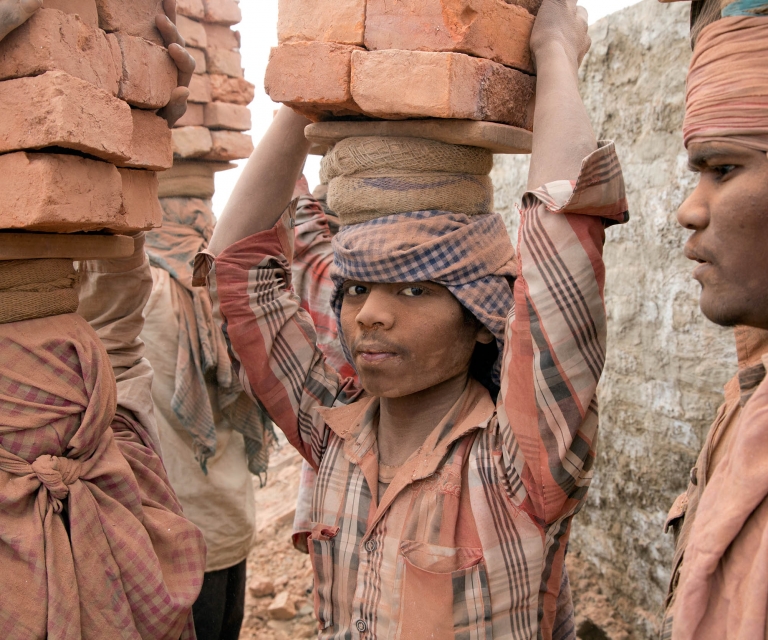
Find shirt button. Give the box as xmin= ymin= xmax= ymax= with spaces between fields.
xmin=365 ymin=540 xmax=376 ymax=553
xmin=356 ymin=619 xmax=367 ymax=633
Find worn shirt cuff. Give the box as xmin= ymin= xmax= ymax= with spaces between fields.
xmin=526 ymin=141 xmax=629 ymax=225
xmin=193 ymin=199 xmax=297 ymax=287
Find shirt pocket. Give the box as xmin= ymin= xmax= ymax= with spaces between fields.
xmin=308 ymin=524 xmax=339 ymax=631
xmin=395 ymin=541 xmax=492 ymax=640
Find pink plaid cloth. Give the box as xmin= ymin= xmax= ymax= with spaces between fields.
xmin=0 ymin=313 xmax=205 ymax=640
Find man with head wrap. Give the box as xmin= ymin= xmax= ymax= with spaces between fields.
xmin=655 ymin=2 xmax=768 ymax=638
xmin=197 ymin=1 xmax=628 ymax=637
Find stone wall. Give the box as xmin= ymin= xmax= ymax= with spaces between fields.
xmin=491 ymin=2 xmax=738 ymax=636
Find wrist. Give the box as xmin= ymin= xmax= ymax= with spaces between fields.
xmin=532 ymin=41 xmax=579 ymax=74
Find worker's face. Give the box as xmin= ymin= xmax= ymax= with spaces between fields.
xmin=678 ymin=141 xmax=768 ymax=330
xmin=340 ymin=282 xmax=494 ymax=398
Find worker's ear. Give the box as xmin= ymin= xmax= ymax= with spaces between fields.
xmin=476 ymin=326 xmax=495 ymax=345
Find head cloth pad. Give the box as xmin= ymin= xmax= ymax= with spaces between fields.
xmin=331 ymin=209 xmax=517 ymax=385
xmin=684 ymin=16 xmax=768 ymax=151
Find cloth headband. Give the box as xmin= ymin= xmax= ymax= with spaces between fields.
xmin=330 ymin=209 xmax=517 ymax=385
xmin=684 ymin=16 xmax=768 ymax=151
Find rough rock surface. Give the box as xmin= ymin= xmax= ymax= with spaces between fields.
xmin=491 ymin=1 xmax=737 ymax=636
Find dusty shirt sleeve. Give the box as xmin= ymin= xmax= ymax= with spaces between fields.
xmin=76 ymin=232 xmax=162 ymax=455
xmin=196 ymin=203 xmax=360 ymax=470
xmin=497 ymin=141 xmax=629 ymax=527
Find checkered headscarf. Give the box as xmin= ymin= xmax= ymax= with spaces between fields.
xmin=330 ymin=209 xmax=517 ymax=384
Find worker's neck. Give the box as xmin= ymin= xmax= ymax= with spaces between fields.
xmin=377 ymin=372 xmax=469 ymax=467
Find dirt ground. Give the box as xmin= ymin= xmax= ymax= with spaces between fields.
xmin=240 ymin=442 xmax=636 ymax=640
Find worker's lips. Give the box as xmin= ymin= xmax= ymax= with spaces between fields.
xmin=684 ymin=245 xmax=715 ymax=281
xmin=354 ymin=343 xmax=401 ymax=364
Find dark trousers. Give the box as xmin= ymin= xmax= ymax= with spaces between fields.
xmin=192 ymin=559 xmax=247 ymax=640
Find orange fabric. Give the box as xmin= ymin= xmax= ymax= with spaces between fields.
xmin=0 ymin=314 xmax=205 ymax=640
xmin=684 ymin=16 xmax=768 ymax=151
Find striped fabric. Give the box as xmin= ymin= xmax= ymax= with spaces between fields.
xmin=202 ymin=142 xmax=628 ymax=639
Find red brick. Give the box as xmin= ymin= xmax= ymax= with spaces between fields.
xmin=364 ymin=0 xmax=533 ymax=73
xmin=174 ymin=103 xmax=205 ymax=127
xmin=204 ymin=102 xmax=251 ymax=131
xmin=189 ymin=47 xmax=207 ymax=74
xmin=204 ymin=23 xmax=240 ymax=50
xmin=0 ymin=9 xmax=120 ymax=95
xmin=177 ymin=0 xmax=205 ymax=19
xmin=206 ymin=48 xmax=243 ymax=77
xmin=43 ymin=0 xmax=99 ymax=27
xmin=350 ymin=49 xmax=534 ymax=127
xmin=112 ymin=33 xmax=178 ymax=109
xmin=209 ymin=74 xmax=253 ymax=105
xmin=158 ymin=161 xmax=217 ymax=199
xmin=95 ymin=0 xmax=165 ymax=45
xmin=277 ymin=0 xmax=365 ymax=46
xmin=189 ymin=74 xmax=212 ymax=103
xmin=203 ymin=0 xmax=241 ymax=25
xmin=122 ymin=109 xmax=173 ymax=170
xmin=201 ymin=130 xmax=253 ymax=161
xmin=177 ymin=14 xmax=207 ymax=48
xmin=0 ymin=71 xmax=132 ymax=163
xmin=118 ymin=168 xmax=163 ymax=230
xmin=265 ymin=42 xmax=362 ymax=119
xmin=172 ymin=126 xmax=213 ymax=158
xmin=0 ymin=152 xmax=123 ymax=232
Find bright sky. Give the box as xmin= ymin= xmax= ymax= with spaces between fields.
xmin=212 ymin=0 xmax=644 ymax=213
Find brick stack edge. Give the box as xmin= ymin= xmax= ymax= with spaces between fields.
xmin=0 ymin=0 xmax=252 ymax=233
xmin=264 ymin=0 xmax=541 ymax=128
xmin=165 ymin=0 xmax=254 ymax=204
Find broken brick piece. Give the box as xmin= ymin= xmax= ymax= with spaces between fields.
xmin=204 ymin=23 xmax=240 ymax=50
xmin=172 ymin=126 xmax=214 ymax=158
xmin=209 ymin=74 xmax=253 ymax=105
xmin=176 ymin=0 xmax=205 ymax=19
xmin=42 ymin=0 xmax=99 ymax=27
xmin=189 ymin=74 xmax=212 ymax=103
xmin=118 ymin=168 xmax=163 ymax=230
xmin=177 ymin=14 xmax=207 ymax=48
xmin=201 ymin=131 xmax=254 ymax=161
xmin=189 ymin=48 xmax=207 ymax=74
xmin=277 ymin=0 xmax=365 ymax=46
xmin=95 ymin=0 xmax=165 ymax=45
xmin=0 ymin=152 xmax=123 ymax=232
xmin=206 ymin=48 xmax=243 ymax=78
xmin=265 ymin=42 xmax=362 ymax=119
xmin=350 ymin=49 xmax=534 ymax=127
xmin=204 ymin=102 xmax=251 ymax=131
xmin=203 ymin=0 xmax=241 ymax=25
xmin=112 ymin=33 xmax=178 ymax=109
xmin=0 ymin=71 xmax=132 ymax=163
xmin=122 ymin=109 xmax=173 ymax=170
xmin=174 ymin=103 xmax=205 ymax=127
xmin=0 ymin=9 xmax=120 ymax=95
xmin=364 ymin=0 xmax=534 ymax=73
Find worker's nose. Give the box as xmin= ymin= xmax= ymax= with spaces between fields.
xmin=355 ymin=286 xmax=395 ymax=331
xmin=677 ymin=182 xmax=710 ymax=231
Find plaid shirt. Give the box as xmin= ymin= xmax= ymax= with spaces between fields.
xmin=202 ymin=143 xmax=628 ymax=639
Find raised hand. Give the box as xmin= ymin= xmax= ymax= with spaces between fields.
xmin=530 ymin=0 xmax=591 ymax=72
xmin=0 ymin=0 xmax=41 ymax=42
xmin=155 ymin=0 xmax=196 ymax=127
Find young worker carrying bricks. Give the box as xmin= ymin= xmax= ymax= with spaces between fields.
xmin=652 ymin=1 xmax=768 ymax=638
xmin=0 ymin=1 xmax=207 ymax=638
xmin=197 ymin=0 xmax=628 ymax=637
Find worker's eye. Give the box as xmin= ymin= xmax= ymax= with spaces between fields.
xmin=712 ymin=164 xmax=737 ymax=180
xmin=401 ymin=286 xmax=426 ymax=297
xmin=344 ymin=284 xmax=369 ymax=297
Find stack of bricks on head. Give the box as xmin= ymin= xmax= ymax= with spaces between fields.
xmin=266 ymin=0 xmax=541 ymax=155
xmin=0 ymin=0 xmax=252 ymax=262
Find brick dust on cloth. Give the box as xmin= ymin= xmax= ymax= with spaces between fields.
xmin=0 ymin=313 xmax=205 ymax=640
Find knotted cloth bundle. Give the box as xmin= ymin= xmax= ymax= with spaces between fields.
xmin=323 ymin=136 xmax=495 ymax=224
xmin=0 ymin=258 xmax=79 ymax=324
xmin=684 ymin=16 xmax=768 ymax=151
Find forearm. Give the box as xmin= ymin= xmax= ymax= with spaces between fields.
xmin=208 ymin=107 xmax=312 ymax=256
xmin=527 ymin=44 xmax=596 ymax=190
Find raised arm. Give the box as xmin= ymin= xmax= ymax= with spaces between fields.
xmin=497 ymin=0 xmax=628 ymax=527
xmin=208 ymin=107 xmax=312 ymax=256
